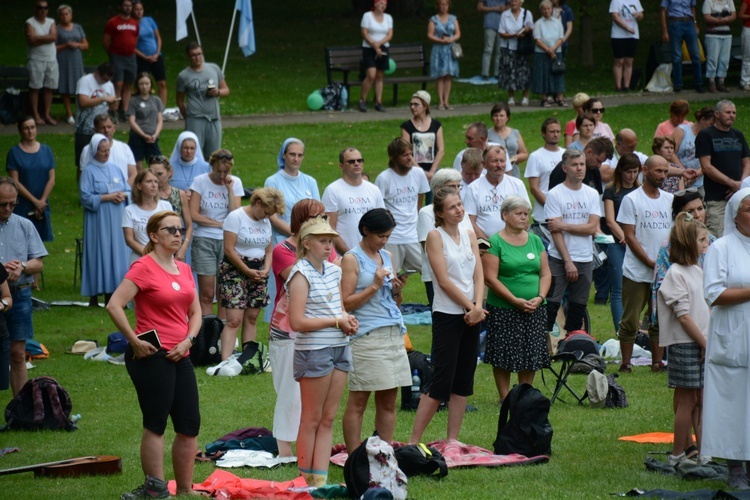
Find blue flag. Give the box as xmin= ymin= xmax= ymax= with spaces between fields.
xmin=235 ymin=0 xmax=255 ymax=57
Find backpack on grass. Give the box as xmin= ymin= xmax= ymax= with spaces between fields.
xmin=393 ymin=443 xmax=448 ymax=478
xmin=401 ymin=350 xmax=433 ymax=411
xmin=344 ymin=433 xmax=408 ymax=499
xmin=4 ymin=376 xmax=76 ymax=431
xmin=493 ymin=383 xmax=552 ymax=457
xmin=240 ymin=342 xmax=268 ymax=375
xmin=190 ymin=315 xmax=223 ymax=366
xmin=605 ymin=374 xmax=629 ymax=408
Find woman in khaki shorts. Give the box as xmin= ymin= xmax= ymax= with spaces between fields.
xmin=340 ymin=208 xmax=411 ymax=453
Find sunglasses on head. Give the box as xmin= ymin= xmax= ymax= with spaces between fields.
xmin=148 ymin=155 xmax=167 ymax=165
xmin=215 ymin=153 xmax=234 ymax=161
xmin=159 ymin=226 xmax=185 ymax=236
xmin=674 ymin=187 xmax=699 ymax=197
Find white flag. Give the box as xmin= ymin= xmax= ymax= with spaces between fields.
xmin=176 ymin=0 xmax=193 ymax=41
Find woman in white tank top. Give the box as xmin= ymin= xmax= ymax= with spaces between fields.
xmin=409 ymin=187 xmax=487 ymax=444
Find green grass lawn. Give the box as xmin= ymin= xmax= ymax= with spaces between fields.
xmin=0 ymin=99 xmax=747 ymax=497
xmin=3 ymin=0 xmax=737 ymax=114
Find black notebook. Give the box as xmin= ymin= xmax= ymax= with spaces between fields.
xmin=137 ymin=329 xmax=161 ymax=349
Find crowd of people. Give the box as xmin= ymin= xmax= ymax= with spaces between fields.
xmin=9 ymin=0 xmax=750 ymax=496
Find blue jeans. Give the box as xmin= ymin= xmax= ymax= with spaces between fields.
xmin=669 ymin=20 xmax=703 ymax=90
xmin=606 ymin=242 xmax=626 ymax=334
xmin=704 ymin=34 xmax=732 ymax=79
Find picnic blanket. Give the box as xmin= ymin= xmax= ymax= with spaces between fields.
xmin=330 ymin=439 xmax=548 ymax=468
xmin=167 ymin=469 xmax=312 ymax=499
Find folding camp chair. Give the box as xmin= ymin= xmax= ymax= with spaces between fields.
xmin=543 ymin=350 xmax=599 ymax=405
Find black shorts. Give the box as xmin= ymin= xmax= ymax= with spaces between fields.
xmin=136 ymin=54 xmax=167 ymax=82
xmin=125 ymin=346 xmax=201 ymax=436
xmin=362 ymin=46 xmax=390 ymax=71
xmin=611 ymin=38 xmax=638 ymax=59
xmin=110 ymin=54 xmax=137 ymax=84
xmin=128 ymin=131 xmax=162 ymax=162
xmin=428 ymin=311 xmax=480 ymax=401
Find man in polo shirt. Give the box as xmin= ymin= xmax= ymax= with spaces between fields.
xmin=103 ymin=0 xmax=139 ymax=122
xmin=0 ymin=178 xmax=47 ymax=396
xmin=323 ymin=148 xmax=385 ymax=255
xmin=375 ymin=138 xmax=430 ymax=272
xmin=464 ymin=144 xmax=530 ymax=241
xmin=544 ymin=149 xmax=601 ymax=334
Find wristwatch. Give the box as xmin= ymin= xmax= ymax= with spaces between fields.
xmin=20 ymin=261 xmax=27 ymax=273
xmin=0 ymin=299 xmax=8 ymax=311
xmin=187 ymin=335 xmax=197 ymax=345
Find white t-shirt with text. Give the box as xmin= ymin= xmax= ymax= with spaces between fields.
xmin=545 ymin=183 xmax=602 ymax=262
xmin=375 ymin=167 xmax=430 ymax=244
xmin=322 ymin=178 xmax=385 ymax=251
xmin=463 ymin=175 xmax=530 ymax=237
xmin=190 ymin=173 xmax=245 ymax=240
xmin=122 ymin=200 xmax=173 ymax=246
xmin=617 ymin=187 xmax=674 ymax=283
xmin=223 ymin=207 xmax=272 ymax=260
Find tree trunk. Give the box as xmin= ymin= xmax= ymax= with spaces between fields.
xmin=579 ymin=1 xmax=594 ymax=68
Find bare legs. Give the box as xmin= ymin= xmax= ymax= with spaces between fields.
xmin=221 ymin=307 xmax=261 ymax=360
xmin=297 ymin=369 xmax=347 ymax=486
xmin=197 ymin=275 xmax=224 ymax=319
xmin=62 ymin=94 xmax=73 ymax=121
xmin=436 ymin=76 xmax=452 ymax=109
xmin=408 ymin=392 xmax=468 ymax=444
xmin=493 ymin=368 xmax=536 ymax=402
xmin=613 ymin=57 xmax=633 ymax=90
xmin=156 ymin=80 xmax=167 ymax=108
xmin=140 ymin=429 xmax=197 ymax=495
xmin=342 ymin=388 xmax=399 ymax=453
xmin=360 ymin=68 xmax=385 ymax=109
xmin=672 ymin=388 xmax=701 ymax=459
xmin=29 ymin=88 xmax=56 ymax=125
xmin=10 ymin=340 xmax=27 ymax=397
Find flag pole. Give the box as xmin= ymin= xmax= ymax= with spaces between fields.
xmin=222 ymin=6 xmax=238 ymax=74
xmin=191 ymin=11 xmax=202 ymax=46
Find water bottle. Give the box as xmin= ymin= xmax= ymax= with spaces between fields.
xmin=410 ymin=369 xmax=421 ymax=408
xmin=340 ymin=86 xmax=348 ymax=111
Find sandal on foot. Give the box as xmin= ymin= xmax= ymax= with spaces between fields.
xmin=685 ymin=445 xmax=700 ymax=460
xmin=651 ymin=362 xmax=667 ymax=373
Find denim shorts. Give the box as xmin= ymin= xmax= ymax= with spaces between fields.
xmin=7 ymin=286 xmax=33 ymax=342
xmin=293 ymin=345 xmax=351 ymax=380
xmin=191 ymin=236 xmax=223 ymax=276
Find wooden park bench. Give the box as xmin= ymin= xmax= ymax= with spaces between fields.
xmin=325 ymin=43 xmax=433 ymax=107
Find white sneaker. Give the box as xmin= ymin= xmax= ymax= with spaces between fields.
xmin=207 ymin=358 xmax=242 ymax=377
xmin=66 ymin=116 xmax=75 ymax=125
xmin=521 ymin=97 xmax=529 ymax=107
xmin=507 ymin=97 xmax=515 ymax=106
xmin=668 ymin=452 xmax=696 ymax=467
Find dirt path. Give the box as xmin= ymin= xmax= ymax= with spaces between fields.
xmin=1 ymin=88 xmax=745 ymax=136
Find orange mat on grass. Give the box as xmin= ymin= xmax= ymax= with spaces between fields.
xmin=619 ymin=432 xmax=695 ymax=444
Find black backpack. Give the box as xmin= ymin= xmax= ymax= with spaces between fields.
xmin=401 ymin=350 xmax=433 ymax=411
xmin=344 ymin=433 xmax=408 ymax=499
xmin=605 ymin=374 xmax=629 ymax=409
xmin=493 ymin=383 xmax=553 ymax=457
xmin=394 ymin=443 xmax=448 ymax=478
xmin=190 ymin=315 xmax=223 ymax=366
xmin=4 ymin=376 xmax=76 ymax=431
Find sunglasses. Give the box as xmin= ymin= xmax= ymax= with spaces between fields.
xmin=160 ymin=226 xmax=185 ymax=236
xmin=148 ymin=155 xmax=168 ymax=165
xmin=674 ymin=187 xmax=699 ymax=197
xmin=36 ymin=5 xmax=49 ymax=10
xmin=0 ymin=201 xmax=18 ymax=209
xmin=591 ymin=108 xmax=605 ymax=114
xmin=215 ymin=153 xmax=234 ymax=161
xmin=345 ymin=158 xmax=364 ymax=165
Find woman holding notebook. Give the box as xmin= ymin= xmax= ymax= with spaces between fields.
xmin=107 ymin=210 xmax=203 ymax=499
